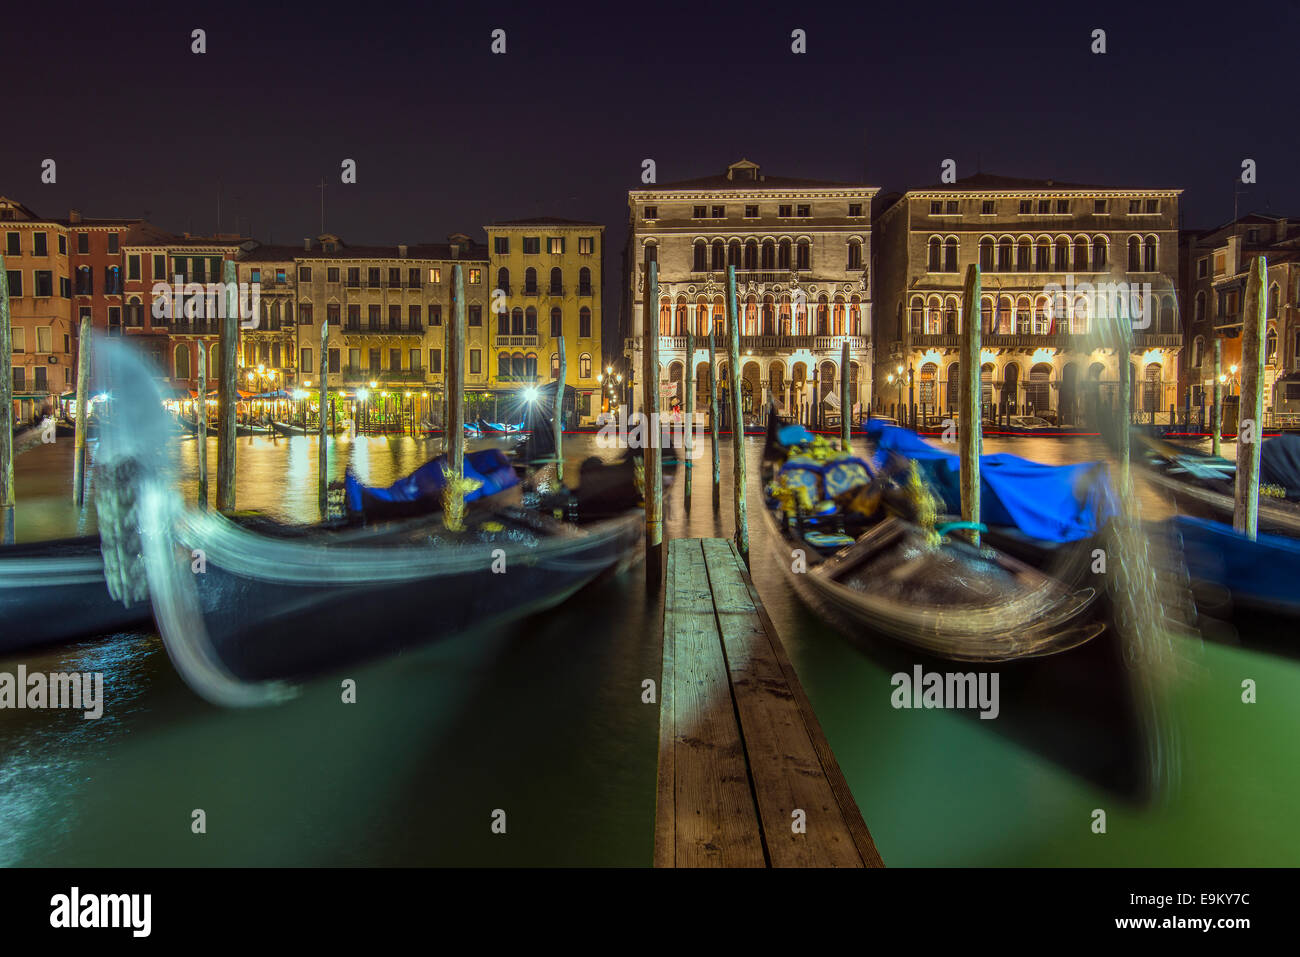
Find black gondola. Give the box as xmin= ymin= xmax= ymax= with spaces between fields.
xmin=759 ymin=409 xmax=1103 ymax=661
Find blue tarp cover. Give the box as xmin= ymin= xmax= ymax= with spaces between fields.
xmin=345 ymin=448 xmax=518 ymax=513
xmin=864 ymin=419 xmax=1117 ymax=543
xmin=1175 ymin=514 xmax=1300 ymax=609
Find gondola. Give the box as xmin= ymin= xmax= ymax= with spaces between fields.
xmin=0 ymin=535 xmax=153 ymax=655
xmin=1139 ymin=433 xmax=1300 ymax=536
xmin=270 ymin=420 xmax=345 ymax=437
xmin=759 ymin=410 xmax=1103 ymax=661
xmin=982 ymin=415 xmax=1069 ymax=437
xmin=93 ymin=348 xmax=645 ymax=706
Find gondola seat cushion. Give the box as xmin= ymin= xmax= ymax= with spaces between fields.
xmin=804 ymin=530 xmax=854 ymax=550
xmin=822 ymin=455 xmax=873 ymax=498
xmin=778 ymin=457 xmax=824 ymax=506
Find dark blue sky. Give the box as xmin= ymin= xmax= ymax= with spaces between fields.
xmin=5 ymin=0 xmax=1297 ymax=293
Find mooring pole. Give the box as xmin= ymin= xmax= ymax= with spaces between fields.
xmin=1235 ymin=255 xmax=1267 ymax=540
xmin=196 ymin=338 xmax=208 ymax=508
xmin=1212 ymin=338 xmax=1223 ymax=457
xmin=726 ymin=266 xmax=749 ymax=563
xmin=684 ymin=325 xmax=694 ymax=508
xmin=447 ymin=263 xmax=466 ymax=480
xmin=840 ymin=340 xmax=851 ymax=451
xmin=317 ymin=319 xmax=329 ymax=518
xmin=0 ymin=257 xmax=13 ymax=543
xmin=644 ymin=256 xmax=663 ymax=585
xmin=707 ymin=327 xmax=720 ymax=510
xmin=960 ymin=265 xmax=982 ymax=545
xmin=72 ymin=315 xmax=92 ymax=505
xmin=216 ymin=260 xmax=238 ymax=511
xmin=554 ymin=336 xmax=566 ymax=481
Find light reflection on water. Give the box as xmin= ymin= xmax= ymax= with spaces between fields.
xmin=1 ymin=431 xmax=1298 ymax=865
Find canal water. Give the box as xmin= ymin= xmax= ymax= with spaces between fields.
xmin=2 ymin=430 xmax=1297 ymax=866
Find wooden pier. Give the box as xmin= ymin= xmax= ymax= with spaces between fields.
xmin=655 ymin=537 xmax=883 ymax=868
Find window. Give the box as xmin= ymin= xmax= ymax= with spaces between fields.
xmin=127 ymin=254 xmax=140 ymax=280
xmin=327 ymin=267 xmax=340 ymax=283
xmin=345 ymin=267 xmax=360 ymax=287
xmin=468 ymin=269 xmax=481 ymax=284
xmin=711 ymin=205 xmax=725 ymax=218
xmin=494 ymin=236 xmax=509 ymax=254
xmin=468 ymin=305 xmax=482 ymax=326
xmin=389 ymin=304 xmax=401 ymax=329
xmin=429 ymin=267 xmax=441 ymax=283
xmin=299 ymin=303 xmax=313 ymax=325
xmin=57 ymin=234 xmax=66 ymax=255
xmin=548 ymin=237 xmax=565 ymax=255
xmin=35 ymin=270 xmax=53 ymax=297
xmin=945 ymin=201 xmax=959 ymax=214
xmin=980 ymin=201 xmax=995 ymax=215
xmin=153 ymin=254 xmax=167 ymax=279
xmin=77 ymin=233 xmax=89 ymax=254
xmin=847 ymin=241 xmax=862 ymax=270
xmin=1038 ymin=200 xmax=1051 ymax=214
xmin=1018 ymin=200 xmax=1032 ymax=214
xmin=779 ymin=204 xmax=792 ymax=217
xmin=1197 ymin=257 xmax=1208 ymax=278
xmin=549 ymin=267 xmax=563 ymax=293
xmin=469 ymin=349 xmax=481 ymax=375
xmin=430 ymin=304 xmax=442 ymax=326
xmin=550 ymin=354 xmax=560 ymax=378
xmin=108 ymin=234 xmax=119 ymax=254
xmin=744 ymin=205 xmax=759 ymax=218
xmin=366 ymin=305 xmax=380 ymax=330
xmin=346 ymin=304 xmax=360 ymax=329
xmin=643 ymin=208 xmax=657 ymax=221
xmin=11 ymin=327 xmax=24 ymax=351
xmin=944 ymin=238 xmax=958 ymax=272
xmin=429 ymin=349 xmax=441 ymax=373
xmin=301 ymin=348 xmax=312 ymax=373
xmin=580 ymin=354 xmax=592 ymax=378
xmin=327 ymin=303 xmax=341 ymax=325
xmin=387 ymin=348 xmax=400 ymax=371
xmin=105 ymin=266 xmax=121 ymax=294
xmin=578 ymin=236 xmax=594 ymax=255
xmin=579 ymin=306 xmax=592 ymax=338
xmin=32 ymin=232 xmax=47 ymax=256
xmin=1056 ymin=200 xmax=1070 ymax=214
xmin=388 ymin=268 xmax=401 ymax=288
xmin=4 ymin=232 xmax=18 ymax=255
xmin=849 ymin=203 xmax=864 ymax=217
xmin=364 ymin=267 xmax=379 ymax=287
xmin=5 ymin=271 xmax=20 ymax=297
xmin=1094 ymin=200 xmax=1108 ymax=214
xmin=796 ymin=241 xmax=810 ymax=270
xmin=930 ymin=201 xmax=942 ymax=215
xmin=1145 ymin=199 xmax=1159 ymax=214
xmin=928 ymin=238 xmax=941 ymax=272
xmin=37 ymin=326 xmax=52 ymax=353
xmin=693 ymin=205 xmax=707 ymax=218
xmin=797 ymin=205 xmax=811 ymax=217
xmin=409 ymin=305 xmax=422 ymax=328
xmin=12 ymin=368 xmax=23 ymax=391
xmin=406 ymin=268 xmax=419 ymax=289
xmin=550 ymin=307 xmax=562 ymax=337
xmin=1129 ymin=200 xmax=1142 ymax=214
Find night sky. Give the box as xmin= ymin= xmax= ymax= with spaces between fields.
xmin=5 ymin=0 xmax=1298 ymax=344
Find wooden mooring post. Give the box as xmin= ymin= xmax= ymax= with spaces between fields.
xmin=725 ymin=266 xmax=749 ymax=562
xmin=196 ymin=337 xmax=208 ymax=507
xmin=216 ymin=260 xmax=238 ymax=511
xmin=840 ymin=340 xmax=851 ymax=450
xmin=72 ymin=315 xmax=92 ymax=506
xmin=0 ymin=256 xmax=13 ymax=543
xmin=1235 ymin=255 xmax=1267 ymax=539
xmin=1212 ymin=338 xmax=1222 ymax=456
xmin=959 ymin=264 xmax=982 ymax=544
xmin=553 ymin=336 xmax=566 ymax=482
xmin=707 ymin=328 xmax=720 ymax=510
xmin=683 ymin=326 xmax=694 ymax=508
xmin=655 ymin=538 xmax=883 ymax=867
xmin=447 ymin=264 xmax=466 ymax=480
xmin=643 ymin=256 xmax=664 ymax=586
xmin=317 ymin=318 xmax=329 ymax=517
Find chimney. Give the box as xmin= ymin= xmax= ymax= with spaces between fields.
xmin=68 ymin=209 xmax=81 ymax=223
xmin=398 ymin=244 xmax=408 ymax=258
xmin=304 ymin=237 xmax=312 ymax=251
xmin=1278 ymin=219 xmax=1289 ymax=242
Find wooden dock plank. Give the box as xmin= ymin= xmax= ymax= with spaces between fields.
xmin=724 ymin=539 xmax=885 ymax=868
xmin=658 ymin=538 xmax=765 ymax=867
xmin=701 ymin=538 xmax=865 ymax=867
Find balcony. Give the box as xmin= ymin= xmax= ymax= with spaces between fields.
xmin=577 ymin=285 xmax=594 ymax=297
xmin=522 ymin=286 xmax=539 ymax=297
xmin=494 ymin=334 xmax=539 ymax=347
xmin=548 ymin=285 xmax=565 ymax=297
xmin=654 ymin=334 xmax=868 ymax=354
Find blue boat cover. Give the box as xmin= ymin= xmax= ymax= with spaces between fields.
xmin=345 ymin=448 xmax=518 ymax=513
xmin=1175 ymin=514 xmax=1300 ymax=609
xmin=864 ymin=420 xmax=1117 ymax=543
xmin=778 ymin=423 xmax=815 ymax=447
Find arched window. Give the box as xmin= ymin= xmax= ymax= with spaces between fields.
xmin=1269 ymin=283 xmax=1281 ymax=318
xmin=1034 ymin=297 xmax=1050 ymax=334
xmin=1015 ymin=296 xmax=1031 ymax=333
xmin=1036 ymin=237 xmax=1051 ymax=271
xmin=1055 ymin=237 xmax=1070 ymax=271
xmin=712 ymin=240 xmax=725 ymax=270
xmin=525 ymin=353 xmax=538 ymax=379
xmin=511 ymin=307 xmax=523 ymax=335
xmin=1159 ymin=296 xmax=1175 ymax=333
xmin=549 ymin=267 xmax=563 ymax=294
xmin=550 ymin=353 xmax=560 ymax=378
xmin=1127 ymin=236 xmax=1141 ymax=271
xmin=550 ymin=307 xmax=562 ymax=338
xmin=944 ymin=298 xmax=958 ymax=334
xmin=579 ymin=353 xmax=592 ymax=379
xmin=980 ymin=296 xmax=993 ymax=333
xmin=1074 ymin=236 xmax=1089 ymax=271
xmin=849 ymin=301 xmax=861 ymax=336
xmin=979 ymin=238 xmax=994 ymax=271
xmin=1027 ymin=363 xmax=1053 ymax=413
xmin=927 ymin=297 xmax=942 ymax=334
xmin=578 ymin=266 xmax=592 ymax=294
xmin=997 ymin=296 xmax=1011 ymax=333
xmin=512 ymin=353 xmax=525 ymax=378
xmin=524 ymin=267 xmax=538 ymax=293
xmin=728 ymin=240 xmax=741 ymax=268
xmin=1073 ymin=296 xmax=1090 ymax=334
xmin=1143 ymin=237 xmax=1157 ymax=272
xmin=1191 ymin=336 xmax=1204 ymax=369
xmin=744 ymin=241 xmax=758 ymax=270
xmin=1091 ymin=236 xmax=1107 ymax=271
xmin=998 ymin=237 xmax=1013 ymax=271
xmin=174 ymin=344 xmax=190 ymax=379
xmin=498 ymin=306 xmax=510 ymax=336
xmin=525 ymin=306 xmax=537 ymax=336
xmin=497 ymin=266 xmax=510 ymax=293
xmin=1267 ymin=328 xmax=1278 ymax=362
xmin=919 ymin=362 xmax=938 ymax=407
xmin=1195 ymin=291 xmax=1205 ymax=322
xmin=796 ymin=240 xmax=810 ymax=271
xmin=1017 ymin=237 xmax=1032 ymax=271
xmin=943 ymin=237 xmax=958 ymax=272
xmin=499 ymin=353 xmax=511 ymax=378
xmin=928 ymin=237 xmax=942 ymax=272
xmin=847 ymin=239 xmax=862 ymax=270
xmin=778 ymin=239 xmax=791 ymax=270
xmin=579 ymin=306 xmax=592 ymax=338
xmin=693 ymin=242 xmax=707 ymax=272
xmin=910 ymin=297 xmax=923 ymax=334
xmin=761 ymin=240 xmax=775 ymax=269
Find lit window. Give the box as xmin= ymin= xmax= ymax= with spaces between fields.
xmin=429 ymin=267 xmax=441 ymax=283
xmin=468 ymin=269 xmax=481 ymax=284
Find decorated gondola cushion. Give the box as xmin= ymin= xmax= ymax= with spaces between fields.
xmin=778 ymin=457 xmax=824 ymax=505
xmin=822 ymin=455 xmax=872 ymax=498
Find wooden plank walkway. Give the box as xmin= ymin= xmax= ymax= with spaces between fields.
xmin=655 ymin=537 xmax=883 ymax=868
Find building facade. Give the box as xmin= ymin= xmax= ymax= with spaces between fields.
xmin=1 ymin=197 xmax=73 ymax=421
xmin=624 ymin=160 xmax=876 ymax=425
xmin=485 ymin=218 xmax=604 ymax=422
xmin=1180 ymin=215 xmax=1300 ymax=418
xmin=873 ymin=174 xmax=1182 ymax=425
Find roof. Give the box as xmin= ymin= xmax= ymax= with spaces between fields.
xmin=633 ymin=158 xmax=872 ymax=193
xmin=486 ymin=217 xmax=602 ymax=227
xmin=289 ymin=241 xmax=490 ymax=261
xmin=901 ymin=173 xmax=1181 ymax=194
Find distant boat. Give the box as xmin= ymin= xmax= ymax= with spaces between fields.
xmin=986 ymin=415 xmax=1068 ymax=436
xmin=271 ymin=420 xmax=344 ymax=437
xmin=759 ymin=410 xmax=1103 ymax=660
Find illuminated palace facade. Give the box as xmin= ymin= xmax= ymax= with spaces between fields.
xmin=624 ymin=160 xmax=877 ymax=423
xmin=873 ymin=175 xmax=1182 ymax=424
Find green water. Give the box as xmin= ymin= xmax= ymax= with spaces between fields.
xmin=1 ymin=432 xmax=1297 ymax=865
